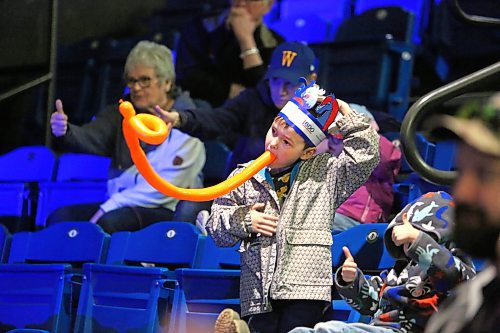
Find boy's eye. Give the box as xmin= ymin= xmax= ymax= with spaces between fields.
xmin=272 ymin=128 xmax=277 ymax=135
xmin=283 ymin=139 xmax=290 ymax=146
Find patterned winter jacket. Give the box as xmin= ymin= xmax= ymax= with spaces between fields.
xmin=335 ymin=191 xmax=477 ymax=333
xmin=206 ymin=112 xmax=379 ymax=317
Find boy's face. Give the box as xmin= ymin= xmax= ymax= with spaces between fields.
xmin=269 ymin=77 xmax=300 ymax=109
xmin=265 ymin=118 xmax=316 ymax=170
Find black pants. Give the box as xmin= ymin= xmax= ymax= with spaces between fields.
xmin=246 ymin=299 xmax=329 ymax=333
xmin=46 ymin=203 xmax=174 ymax=233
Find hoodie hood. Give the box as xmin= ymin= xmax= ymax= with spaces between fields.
xmin=384 ymin=191 xmax=455 ymax=259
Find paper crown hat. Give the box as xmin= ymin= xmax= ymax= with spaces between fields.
xmin=278 ymin=78 xmax=340 ymax=146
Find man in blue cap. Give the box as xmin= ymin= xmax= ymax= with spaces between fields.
xmin=156 ymin=41 xmax=318 ymax=170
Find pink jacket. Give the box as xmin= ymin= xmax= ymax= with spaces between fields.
xmin=336 ymin=135 xmax=401 ymax=223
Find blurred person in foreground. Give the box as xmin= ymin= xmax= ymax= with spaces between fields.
xmin=424 ymin=92 xmax=500 ymax=333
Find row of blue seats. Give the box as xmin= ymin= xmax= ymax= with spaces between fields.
xmin=0 ymin=220 xmax=394 ymax=332
xmin=265 ymin=0 xmax=430 ymax=45
xmin=0 ymin=142 xmax=232 ymax=230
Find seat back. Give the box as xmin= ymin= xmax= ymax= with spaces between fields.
xmin=55 ymin=153 xmax=110 ymax=182
xmin=105 ymin=222 xmax=205 ymax=270
xmin=35 ymin=153 xmax=110 ymax=228
xmin=198 ymin=237 xmax=240 ymax=269
xmin=0 ymin=146 xmax=56 ymax=232
xmin=175 ymin=268 xmax=241 ymax=333
xmin=74 ymin=263 xmax=179 ymax=333
xmin=0 ymin=224 xmax=11 ymax=263
xmin=0 ymin=264 xmax=71 ymax=332
xmin=354 ymin=0 xmax=430 ymax=43
xmin=332 ymin=223 xmax=394 ymax=274
xmin=203 ymin=141 xmax=233 ymax=186
xmin=8 ymin=222 xmax=110 ymax=266
xmin=0 ymin=146 xmax=56 ymax=183
xmin=271 ymin=0 xmax=351 ymax=43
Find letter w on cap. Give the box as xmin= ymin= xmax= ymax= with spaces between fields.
xmin=281 ymin=51 xmax=297 ymax=67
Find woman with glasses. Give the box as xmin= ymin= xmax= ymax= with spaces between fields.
xmin=48 ymin=40 xmax=206 ymax=233
xmin=175 ymin=0 xmax=283 ymax=107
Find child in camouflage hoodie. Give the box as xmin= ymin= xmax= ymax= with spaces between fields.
xmin=290 ymin=191 xmax=477 ymax=333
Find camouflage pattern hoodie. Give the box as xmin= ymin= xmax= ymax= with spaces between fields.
xmin=335 ymin=191 xmax=476 ymax=333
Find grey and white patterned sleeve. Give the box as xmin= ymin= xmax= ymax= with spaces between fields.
xmin=205 ymin=168 xmax=254 ymax=247
xmin=333 ymin=111 xmax=380 ymax=205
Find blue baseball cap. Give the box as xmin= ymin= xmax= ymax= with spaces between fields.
xmin=265 ymin=41 xmax=317 ymax=84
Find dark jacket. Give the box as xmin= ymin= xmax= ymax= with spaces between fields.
xmin=175 ymin=9 xmax=283 ymax=107
xmin=178 ymin=79 xmax=279 ymax=170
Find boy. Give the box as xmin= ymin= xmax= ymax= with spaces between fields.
xmin=290 ymin=191 xmax=477 ymax=333
xmin=207 ymin=80 xmax=380 ymax=333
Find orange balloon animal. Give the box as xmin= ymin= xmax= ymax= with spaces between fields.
xmin=119 ymin=100 xmax=276 ymax=201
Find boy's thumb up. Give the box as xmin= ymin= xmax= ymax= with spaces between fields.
xmin=343 ymin=246 xmax=354 ymax=262
xmin=55 ymin=99 xmax=65 ymax=114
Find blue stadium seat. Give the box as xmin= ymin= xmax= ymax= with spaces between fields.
xmin=35 ymin=153 xmax=110 ymax=227
xmin=175 ymin=268 xmax=241 ymax=333
xmin=74 ymin=264 xmax=180 ymax=333
xmin=326 ymin=223 xmax=394 ymax=323
xmin=273 ymin=0 xmax=351 ymax=42
xmin=0 ymin=264 xmax=71 ymax=332
xmin=270 ymin=14 xmax=332 ymax=44
xmin=354 ymin=0 xmax=430 ymax=44
xmin=203 ymin=140 xmax=233 ymax=186
xmin=0 ymin=222 xmax=110 ymax=332
xmin=0 ymin=146 xmax=56 ymax=232
xmin=7 ymin=222 xmax=110 ymax=266
xmin=105 ymin=221 xmax=205 ymax=271
xmin=0 ymin=224 xmax=11 ymax=263
xmin=311 ymin=6 xmax=416 ymax=121
xmin=198 ymin=237 xmax=240 ymax=270
xmin=74 ymin=222 xmax=204 ymax=333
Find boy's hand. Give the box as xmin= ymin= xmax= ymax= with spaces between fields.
xmin=341 ymin=246 xmax=357 ymax=283
xmin=250 ymin=203 xmax=278 ymax=237
xmin=336 ymin=99 xmax=352 ymax=117
xmin=392 ymin=213 xmax=420 ymax=246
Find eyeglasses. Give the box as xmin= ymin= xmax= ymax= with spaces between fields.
xmin=125 ymin=76 xmax=153 ymax=88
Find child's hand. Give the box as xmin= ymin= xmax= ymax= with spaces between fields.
xmin=392 ymin=213 xmax=420 ymax=246
xmin=250 ymin=203 xmax=278 ymax=237
xmin=341 ymin=246 xmax=357 ymax=283
xmin=336 ymin=99 xmax=352 ymax=116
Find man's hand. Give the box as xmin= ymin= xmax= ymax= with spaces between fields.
xmin=153 ymin=105 xmax=180 ymax=128
xmin=50 ymin=99 xmax=68 ymax=137
xmin=392 ymin=213 xmax=420 ymax=247
xmin=229 ymin=83 xmax=246 ymax=99
xmin=250 ymin=203 xmax=278 ymax=237
xmin=341 ymin=246 xmax=357 ymax=283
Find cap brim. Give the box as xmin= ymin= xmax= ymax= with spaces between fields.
xmin=265 ymin=68 xmax=304 ymax=85
xmin=429 ymin=115 xmax=500 ymax=157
